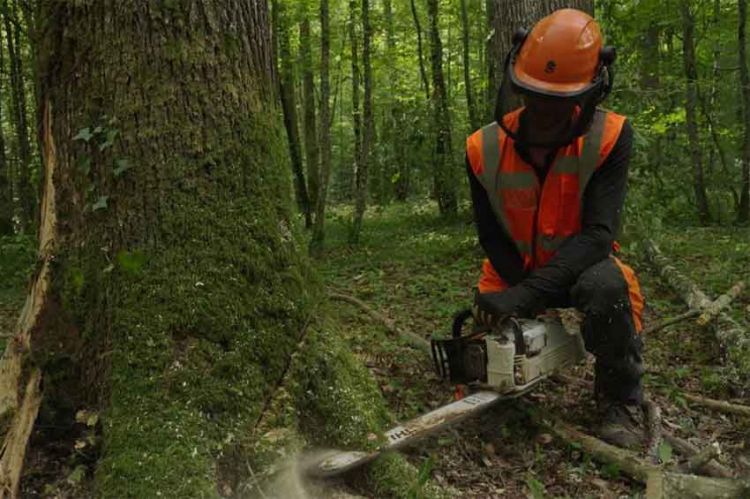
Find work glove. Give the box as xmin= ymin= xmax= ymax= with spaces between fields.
xmin=472 ymin=285 xmax=540 ymax=329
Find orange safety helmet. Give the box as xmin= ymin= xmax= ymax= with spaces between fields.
xmin=494 ymin=9 xmax=616 ymax=147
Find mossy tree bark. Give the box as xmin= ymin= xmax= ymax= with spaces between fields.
xmin=738 ymin=0 xmax=750 ymax=223
xmin=0 ymin=1 xmax=399 ymax=497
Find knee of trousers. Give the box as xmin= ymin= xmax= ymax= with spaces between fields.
xmin=571 ymin=258 xmax=632 ymax=317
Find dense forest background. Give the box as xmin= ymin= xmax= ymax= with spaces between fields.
xmin=0 ymin=0 xmax=750 ymax=241
xmin=0 ymin=1 xmax=748 ymax=497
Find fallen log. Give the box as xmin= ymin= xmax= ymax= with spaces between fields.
xmin=697 ymin=281 xmax=746 ymax=327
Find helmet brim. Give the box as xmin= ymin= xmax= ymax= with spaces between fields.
xmin=511 ymin=64 xmax=600 ymax=99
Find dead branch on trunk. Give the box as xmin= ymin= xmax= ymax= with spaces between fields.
xmin=327 ymin=291 xmax=431 ymax=354
xmin=0 ymin=102 xmax=57 ymax=498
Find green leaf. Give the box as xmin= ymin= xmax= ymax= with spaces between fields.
xmin=77 ymin=155 xmax=92 ymax=175
xmin=116 ymin=250 xmax=147 ymax=275
xmin=67 ymin=465 xmax=87 ymax=485
xmin=92 ymin=196 xmax=109 ymax=211
xmin=113 ymin=159 xmax=131 ymax=177
xmin=73 ymin=127 xmax=93 ymax=142
xmin=658 ymin=442 xmax=673 ymax=464
xmin=601 ymin=462 xmax=621 ymax=479
xmin=99 ymin=129 xmax=119 ymax=151
xmin=525 ymin=476 xmax=546 ymax=499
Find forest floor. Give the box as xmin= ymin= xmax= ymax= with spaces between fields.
xmin=2 ymin=204 xmax=750 ymax=498
xmin=316 ymin=201 xmax=750 ymax=498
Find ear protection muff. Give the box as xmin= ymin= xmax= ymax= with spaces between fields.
xmin=597 ymin=46 xmax=616 ymax=103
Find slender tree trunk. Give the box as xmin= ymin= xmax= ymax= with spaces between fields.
xmin=300 ymin=19 xmax=320 ymax=217
xmin=640 ymin=23 xmax=660 ymax=89
xmin=3 ymin=0 xmax=33 ymax=232
xmin=410 ymin=0 xmax=431 ymax=102
xmin=275 ymin=0 xmax=312 ymax=227
xmin=349 ymin=0 xmax=362 ymax=207
xmin=427 ymin=0 xmax=456 ymax=215
xmin=460 ymin=0 xmax=480 ymax=131
xmin=351 ymin=0 xmax=373 ymax=243
xmin=739 ymin=0 xmax=750 ymax=223
xmin=381 ymin=0 xmax=399 ymax=204
xmin=0 ymin=24 xmax=11 ymax=235
xmin=311 ymin=0 xmax=333 ymax=252
xmin=681 ymin=0 xmax=712 ymax=224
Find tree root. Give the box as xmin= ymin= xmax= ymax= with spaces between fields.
xmin=327 ymin=291 xmax=431 ymax=354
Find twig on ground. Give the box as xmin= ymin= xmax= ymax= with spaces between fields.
xmin=644 ymin=309 xmax=700 ymax=335
xmin=681 ymin=393 xmax=750 ymax=418
xmin=328 ymin=291 xmax=431 ymax=355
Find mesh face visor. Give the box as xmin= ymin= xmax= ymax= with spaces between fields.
xmin=493 ymin=46 xmax=611 ymax=149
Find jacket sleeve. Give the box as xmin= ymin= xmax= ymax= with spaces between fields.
xmin=467 ymin=157 xmax=527 ymax=286
xmin=519 ymin=120 xmax=634 ymax=303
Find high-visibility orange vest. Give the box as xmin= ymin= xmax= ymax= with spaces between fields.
xmin=466 ymin=108 xmax=627 ymax=293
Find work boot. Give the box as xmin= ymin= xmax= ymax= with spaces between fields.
xmin=596 ymin=402 xmax=643 ymax=449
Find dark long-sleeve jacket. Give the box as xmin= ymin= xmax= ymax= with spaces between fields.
xmin=467 ymin=120 xmax=634 ymax=304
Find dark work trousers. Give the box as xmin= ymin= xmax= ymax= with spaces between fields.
xmin=542 ymin=257 xmax=644 ymax=406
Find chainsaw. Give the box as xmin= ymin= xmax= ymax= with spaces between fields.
xmin=305 ymin=309 xmax=586 ymax=478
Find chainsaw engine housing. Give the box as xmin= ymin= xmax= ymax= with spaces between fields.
xmin=432 ymin=313 xmax=586 ymax=394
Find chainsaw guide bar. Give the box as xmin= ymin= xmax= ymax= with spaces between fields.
xmin=307 ymin=388 xmax=532 ymax=478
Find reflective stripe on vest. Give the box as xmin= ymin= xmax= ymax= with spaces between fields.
xmin=472 ymin=109 xmax=611 ymax=267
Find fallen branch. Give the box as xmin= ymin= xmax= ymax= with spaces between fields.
xmin=662 ymin=432 xmax=734 ymax=479
xmin=682 ymin=393 xmax=750 ymax=418
xmin=645 ymin=471 xmax=750 ymax=499
xmin=327 ymin=291 xmax=431 ymax=354
xmin=681 ymin=442 xmax=721 ymax=474
xmin=643 ymin=240 xmax=749 ymax=378
xmin=537 ymin=413 xmax=747 ymax=498
xmin=644 ymin=309 xmax=700 ymax=335
xmin=697 ymin=281 xmax=746 ymax=327
xmin=552 ymin=372 xmax=735 ymax=479
xmin=642 ymin=399 xmax=662 ymax=463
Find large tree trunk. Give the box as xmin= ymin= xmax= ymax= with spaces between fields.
xmin=460 ymin=0 xmax=480 ymax=132
xmin=311 ymin=0 xmax=333 ymax=253
xmin=349 ymin=0 xmax=363 ymax=229
xmin=427 ymin=0 xmax=457 ymax=216
xmin=275 ymin=0 xmax=312 ymax=228
xmin=2 ymin=0 xmax=34 ymax=232
xmin=739 ymin=0 xmax=750 ymax=223
xmin=351 ymin=0 xmax=374 ymax=243
xmin=681 ymin=0 xmax=712 ymax=225
xmin=300 ymin=19 xmax=320 ymax=218
xmin=0 ymin=2 xmax=393 ymax=496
